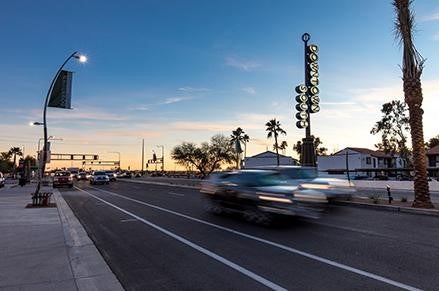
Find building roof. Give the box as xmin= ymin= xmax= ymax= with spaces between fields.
xmin=247 ymin=151 xmax=292 ymax=159
xmin=427 ymin=145 xmax=439 ymax=155
xmin=334 ymin=147 xmax=393 ymax=158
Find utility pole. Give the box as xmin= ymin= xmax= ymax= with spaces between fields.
xmin=141 ymin=139 xmax=145 ymax=174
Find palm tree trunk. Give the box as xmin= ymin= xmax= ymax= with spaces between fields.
xmin=274 ymin=133 xmax=279 ymax=166
xmin=405 ymin=83 xmax=432 ymax=208
xmin=13 ymin=153 xmax=17 ymax=178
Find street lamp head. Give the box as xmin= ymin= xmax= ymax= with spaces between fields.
xmin=30 ymin=121 xmax=44 ymax=126
xmin=74 ymin=53 xmax=87 ymax=63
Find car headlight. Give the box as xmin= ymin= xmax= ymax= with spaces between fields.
xmin=299 ymin=183 xmax=331 ymax=190
xmin=294 ymin=192 xmax=327 ymax=203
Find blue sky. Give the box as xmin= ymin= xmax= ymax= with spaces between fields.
xmin=1 ymin=0 xmax=439 ymax=169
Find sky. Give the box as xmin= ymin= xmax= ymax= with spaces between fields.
xmin=1 ymin=0 xmax=439 ymax=170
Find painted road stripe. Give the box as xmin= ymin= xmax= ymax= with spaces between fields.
xmin=84 ymin=185 xmax=423 ymax=291
xmin=75 ymin=186 xmax=286 ymax=291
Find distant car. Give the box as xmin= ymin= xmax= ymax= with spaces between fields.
xmin=53 ymin=171 xmax=73 ymax=188
xmin=200 ymin=170 xmax=328 ymax=225
xmin=76 ymin=172 xmax=88 ymax=181
xmin=117 ymin=171 xmax=132 ymax=179
xmin=105 ymin=171 xmax=117 ymax=182
xmin=69 ymin=170 xmax=79 ymax=180
xmin=90 ymin=171 xmax=110 ymax=185
xmin=0 ymin=172 xmax=5 ymax=188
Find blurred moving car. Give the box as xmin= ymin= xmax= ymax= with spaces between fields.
xmin=251 ymin=166 xmax=355 ymax=202
xmin=53 ymin=171 xmax=73 ymax=188
xmin=76 ymin=172 xmax=88 ymax=181
xmin=105 ymin=171 xmax=117 ymax=182
xmin=90 ymin=171 xmax=110 ymax=185
xmin=200 ymin=170 xmax=328 ymax=225
xmin=0 ymin=172 xmax=5 ymax=188
xmin=295 ymin=178 xmax=356 ymax=202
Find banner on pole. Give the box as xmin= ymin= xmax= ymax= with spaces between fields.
xmin=48 ymin=70 xmax=73 ymax=109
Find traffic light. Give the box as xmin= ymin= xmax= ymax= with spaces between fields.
xmin=307 ymin=44 xmax=320 ymax=113
xmin=295 ymin=85 xmax=309 ymax=129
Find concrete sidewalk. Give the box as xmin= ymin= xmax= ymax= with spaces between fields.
xmin=0 ymin=184 xmax=124 ymax=291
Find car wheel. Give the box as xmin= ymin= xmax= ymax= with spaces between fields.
xmin=243 ymin=209 xmax=273 ymax=226
xmin=204 ymin=199 xmax=224 ymax=215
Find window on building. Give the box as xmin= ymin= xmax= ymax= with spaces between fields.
xmin=366 ymin=157 xmax=371 ymax=165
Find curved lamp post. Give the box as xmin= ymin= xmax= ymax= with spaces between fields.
xmin=34 ymin=52 xmax=86 ymax=195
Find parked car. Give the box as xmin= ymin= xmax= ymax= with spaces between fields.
xmin=90 ymin=171 xmax=110 ymax=185
xmin=105 ymin=171 xmax=117 ymax=182
xmin=53 ymin=171 xmax=73 ymax=188
xmin=76 ymin=172 xmax=88 ymax=181
xmin=200 ymin=170 xmax=328 ymax=225
xmin=0 ymin=172 xmax=5 ymax=188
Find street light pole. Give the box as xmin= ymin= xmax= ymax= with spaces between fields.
xmin=35 ymin=52 xmax=86 ymax=195
xmin=157 ymin=145 xmax=164 ymax=172
xmin=109 ymin=152 xmax=121 ymax=169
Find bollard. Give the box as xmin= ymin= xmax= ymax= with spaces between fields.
xmin=386 ymin=185 xmax=393 ymax=204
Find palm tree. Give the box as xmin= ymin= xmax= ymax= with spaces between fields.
xmin=8 ymin=147 xmax=23 ymax=178
xmin=275 ymin=141 xmax=288 ymax=155
xmin=230 ymin=127 xmax=250 ymax=169
xmin=394 ymin=0 xmax=433 ymax=208
xmin=265 ymin=119 xmax=286 ymax=166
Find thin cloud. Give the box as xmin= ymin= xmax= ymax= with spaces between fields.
xmin=46 ymin=107 xmax=127 ymax=121
xmin=242 ymin=87 xmax=256 ymax=94
xmin=421 ymin=12 xmax=439 ymax=22
xmin=433 ymin=34 xmax=439 ymax=41
xmin=128 ymin=105 xmax=149 ymax=111
xmin=178 ymin=87 xmax=210 ymax=93
xmin=162 ymin=97 xmax=193 ymax=105
xmin=225 ymin=56 xmax=261 ymax=71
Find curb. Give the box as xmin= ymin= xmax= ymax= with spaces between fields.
xmin=335 ymin=200 xmax=439 ymax=217
xmin=53 ymin=190 xmax=125 ymax=291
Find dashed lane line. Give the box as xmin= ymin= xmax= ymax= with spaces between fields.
xmin=75 ymin=186 xmax=287 ymax=291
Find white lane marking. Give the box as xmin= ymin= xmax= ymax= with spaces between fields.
xmin=118 ymin=178 xmax=198 ymax=189
xmin=82 ymin=185 xmax=423 ymax=291
xmin=167 ymin=191 xmax=185 ymax=197
xmin=75 ymin=186 xmax=286 ymax=291
xmin=120 ymin=218 xmax=138 ymax=223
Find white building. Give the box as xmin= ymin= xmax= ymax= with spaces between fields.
xmin=317 ymin=147 xmax=404 ymax=178
xmin=243 ymin=151 xmax=299 ymax=168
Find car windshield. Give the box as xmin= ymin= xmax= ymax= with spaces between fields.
xmin=276 ymin=168 xmax=318 ymax=179
xmin=94 ymin=171 xmax=106 ymax=175
xmin=55 ymin=172 xmax=70 ymax=177
xmin=228 ymin=172 xmax=290 ymax=187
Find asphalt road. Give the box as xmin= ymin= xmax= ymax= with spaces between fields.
xmin=60 ymin=180 xmax=439 ymax=291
